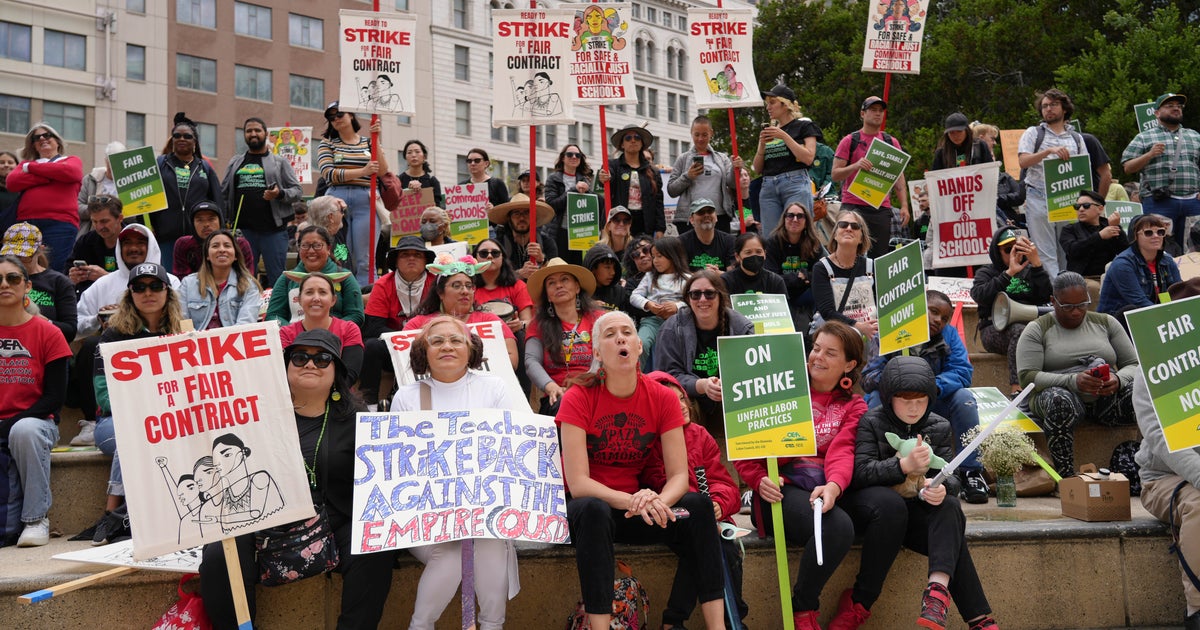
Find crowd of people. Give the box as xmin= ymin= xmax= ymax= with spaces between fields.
xmin=1 ymin=84 xmax=1199 ymax=630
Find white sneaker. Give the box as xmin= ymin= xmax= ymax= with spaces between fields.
xmin=17 ymin=518 xmax=50 ymax=547
xmin=70 ymin=420 xmax=96 ymax=446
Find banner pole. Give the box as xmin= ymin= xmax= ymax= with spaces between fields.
xmin=767 ymin=457 xmax=795 ymax=629
xmin=366 ymin=0 xmax=382 ymax=284
xmin=713 ymin=0 xmax=747 ymax=234
xmin=590 ymin=0 xmax=612 ymax=220
xmin=529 ymin=125 xmax=539 ymax=264
xmin=222 ymin=538 xmax=254 ymax=630
xmin=881 ymin=72 xmax=892 ymax=131
xmin=462 ymin=539 xmax=478 ymax=630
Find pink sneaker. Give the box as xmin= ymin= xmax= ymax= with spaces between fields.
xmin=793 ymin=609 xmax=822 ymax=630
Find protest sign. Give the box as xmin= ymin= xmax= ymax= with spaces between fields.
xmin=847 ymin=138 xmax=910 ymax=209
xmin=352 ymin=408 xmax=567 ymax=553
xmin=968 ymin=387 xmax=1040 ymax=433
xmin=429 ymin=241 xmax=469 ymax=261
xmin=492 ymin=8 xmax=576 ymax=126
xmin=444 ymin=184 xmax=490 ymax=245
xmin=999 ymin=129 xmax=1023 ymax=179
xmin=876 ymin=240 xmax=927 ymax=354
xmin=337 ymin=10 xmax=417 ymax=115
xmin=267 ymin=126 xmax=313 ymax=184
xmin=731 ymin=293 xmax=794 ymax=335
xmin=719 ymin=333 xmax=815 ymax=460
xmin=562 ymin=3 xmax=635 ymax=106
xmin=1127 ymin=296 xmax=1200 ymax=452
xmin=1134 ymin=101 xmax=1158 ymax=133
xmin=1043 ymin=154 xmax=1093 ymax=223
xmin=1107 ymin=200 xmax=1143 ymax=232
xmin=54 ymin=540 xmax=202 ymax=574
xmin=390 ymin=187 xmax=435 ymax=246
xmin=383 ymin=320 xmax=520 ymax=395
xmin=927 ymin=161 xmax=999 ymax=268
xmin=108 ymin=145 xmax=166 ymax=218
xmin=908 ymin=178 xmax=928 ymax=221
xmin=687 ymin=8 xmax=763 ymax=109
xmin=566 ymin=192 xmax=600 ymax=251
xmin=99 ymin=321 xmax=311 ymax=560
xmin=860 ymin=0 xmax=930 ymax=75
xmin=926 ymin=276 xmax=976 ymax=307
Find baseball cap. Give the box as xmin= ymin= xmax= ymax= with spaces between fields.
xmin=944 ymin=112 xmax=970 ymax=132
xmin=690 ymin=198 xmax=717 ymax=215
xmin=0 ymin=223 xmax=42 ymax=258
xmin=861 ymin=96 xmax=887 ymax=111
xmin=761 ymin=84 xmax=797 ymax=102
xmin=1155 ymin=93 xmax=1187 ymax=109
xmin=607 ymin=205 xmax=631 ymax=221
xmin=995 ymin=228 xmax=1018 ymax=247
xmin=128 ymin=262 xmax=169 ymax=286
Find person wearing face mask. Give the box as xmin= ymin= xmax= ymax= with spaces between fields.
xmin=679 ymin=199 xmax=735 ymax=272
xmin=418 ymin=206 xmax=454 ymax=246
xmin=721 ymin=231 xmax=786 ymax=296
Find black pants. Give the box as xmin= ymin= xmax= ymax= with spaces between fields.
xmin=199 ymin=520 xmax=397 ymax=630
xmin=841 ymin=203 xmax=893 ymax=259
xmin=358 ymin=338 xmax=393 ymax=404
xmin=567 ymin=493 xmax=724 ymax=615
xmin=662 ymin=535 xmax=747 ymax=626
xmin=71 ymin=335 xmax=102 ymax=422
xmin=902 ymin=495 xmax=992 ymax=622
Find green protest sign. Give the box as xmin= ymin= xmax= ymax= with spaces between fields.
xmin=1107 ymin=201 xmax=1143 ymax=232
xmin=718 ymin=333 xmax=814 ymax=460
xmin=1126 ymin=296 xmax=1200 ymax=452
xmin=847 ymin=138 xmax=911 ymax=209
xmin=108 ymin=146 xmax=166 ymax=218
xmin=566 ymin=193 xmax=600 ymax=252
xmin=1134 ymin=101 xmax=1158 ymax=133
xmin=1043 ymin=154 xmax=1093 ymax=223
xmin=967 ymin=387 xmax=1040 ymax=432
xmin=875 ymin=240 xmax=927 ymax=354
xmin=731 ymin=293 xmax=794 ymax=335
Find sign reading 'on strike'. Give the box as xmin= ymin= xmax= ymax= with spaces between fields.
xmin=1127 ymin=296 xmax=1200 ymax=452
xmin=719 ymin=333 xmax=815 ymax=460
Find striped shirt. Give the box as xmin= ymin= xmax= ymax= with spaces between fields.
xmin=317 ymin=135 xmax=372 ymax=187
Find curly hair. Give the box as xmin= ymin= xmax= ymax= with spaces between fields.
xmin=408 ymin=315 xmax=485 ymax=377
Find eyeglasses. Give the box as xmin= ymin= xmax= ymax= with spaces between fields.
xmin=172 ymin=133 xmax=195 ymax=140
xmin=687 ymin=289 xmax=718 ymax=301
xmin=564 ymin=151 xmax=583 ymax=158
xmin=0 ymin=272 xmax=26 ymax=286
xmin=446 ymin=282 xmax=474 ymax=291
xmin=785 ymin=212 xmax=807 ymax=221
xmin=836 ymin=221 xmax=862 ymax=231
xmin=623 ymin=134 xmax=642 ymax=142
xmin=509 ymin=210 xmax=529 ymax=218
xmin=466 ymin=157 xmax=486 ymax=164
xmin=130 ymin=280 xmax=166 ymax=293
xmin=1073 ymin=202 xmax=1103 ymax=210
xmin=427 ymin=334 xmax=468 ymax=348
xmin=1041 ymin=101 xmax=1061 ymax=110
xmin=299 ymin=241 xmax=328 ymax=251
xmin=325 ymin=111 xmax=347 ymax=121
xmin=609 ymin=216 xmax=631 ymax=225
xmin=1055 ymin=299 xmax=1091 ymax=312
xmin=289 ymin=351 xmax=334 ymax=369
xmin=476 ymin=249 xmax=503 ymax=259
xmin=88 ymin=195 xmax=116 ymax=204
xmin=1141 ymin=228 xmax=1167 ymax=238
xmin=31 ymin=132 xmax=55 ymax=142
xmin=634 ymin=247 xmax=651 ymax=257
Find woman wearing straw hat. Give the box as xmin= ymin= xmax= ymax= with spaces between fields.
xmin=598 ymin=124 xmax=665 ymax=239
xmin=490 ymin=193 xmax=558 ymax=281
xmin=525 ymin=257 xmax=604 ymax=415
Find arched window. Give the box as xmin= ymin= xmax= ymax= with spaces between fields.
xmin=646 ymin=40 xmax=657 ymax=74
xmin=676 ymin=49 xmax=685 ymax=81
xmin=635 ymin=38 xmax=645 ymax=72
xmin=666 ymin=47 xmax=677 ymax=79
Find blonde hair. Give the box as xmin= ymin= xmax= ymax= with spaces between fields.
xmin=827 ymin=209 xmax=872 ymax=257
xmin=970 ymin=122 xmax=999 ymax=142
xmin=767 ymin=95 xmax=803 ymax=119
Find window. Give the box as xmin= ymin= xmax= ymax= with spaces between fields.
xmin=491 ymin=108 xmax=502 ymax=142
xmin=676 ymin=50 xmax=685 ymax=81
xmin=635 ymin=86 xmax=645 ymax=117
xmin=126 ymin=44 xmax=145 ymax=81
xmin=679 ymin=95 xmax=689 ymax=121
xmin=455 ymin=45 xmax=470 ymax=81
xmin=457 ymin=154 xmax=470 ymax=182
xmin=126 ymin=112 xmax=145 ymax=146
xmin=646 ymin=41 xmax=657 ymax=74
xmin=506 ymin=163 xmax=520 ymax=188
xmin=453 ymin=0 xmax=468 ymax=29
xmin=631 ymin=3 xmax=640 ymax=19
xmin=288 ymin=14 xmax=323 ymax=49
xmin=0 ymin=21 xmax=32 ymax=62
xmin=397 ymin=115 xmax=411 ymax=125
xmin=541 ymin=125 xmax=557 ymax=149
xmin=666 ymin=48 xmax=676 ymax=79
xmin=488 ymin=52 xmax=493 ymax=87
xmin=646 ymin=7 xmax=656 ymax=23
xmin=580 ymin=123 xmax=594 ymax=156
xmin=42 ymin=101 xmax=85 ymax=142
xmin=395 ymin=0 xmax=409 ymax=9
xmin=235 ymin=65 xmax=272 ymax=101
xmin=235 ymin=3 xmax=271 ymax=39
xmin=289 ymin=74 xmax=324 ymax=109
xmin=44 ymin=30 xmax=87 ymax=70
xmin=635 ymin=39 xmax=644 ymax=72
xmin=176 ymin=54 xmax=217 ymax=92
xmin=647 ymin=88 xmax=658 ymax=119
xmin=196 ymin=122 xmax=216 ymax=159
xmin=663 ymin=11 xmax=672 ymax=27
xmin=668 ymin=93 xmax=677 ymax=123
xmin=678 ymin=15 xmax=686 ymax=31
xmin=615 ymin=104 xmax=626 ymax=114
xmin=234 ymin=128 xmax=248 ymax=155
xmin=127 ymin=0 xmax=146 ymax=13
xmin=177 ymin=0 xmax=216 ymax=28
xmin=455 ymin=100 xmax=471 ymax=135
xmin=669 ymin=139 xmax=679 ymax=164
xmin=506 ymin=127 xmax=518 ymax=143
xmin=0 ymin=95 xmax=31 ymax=134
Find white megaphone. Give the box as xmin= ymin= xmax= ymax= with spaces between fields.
xmin=993 ymin=293 xmax=1052 ymax=330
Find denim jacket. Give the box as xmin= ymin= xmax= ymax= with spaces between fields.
xmin=180 ymin=271 xmax=263 ymax=330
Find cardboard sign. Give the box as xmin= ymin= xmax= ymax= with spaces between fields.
xmin=1043 ymin=154 xmax=1093 ymax=223
xmin=876 ymin=240 xmax=928 ymax=354
xmin=382 ymin=320 xmax=520 ymax=396
xmin=908 ymin=178 xmax=929 ymax=218
xmin=337 ymin=10 xmax=417 ymax=115
xmin=268 ymin=126 xmax=313 ymax=184
xmin=860 ymin=0 xmax=930 ymax=75
xmin=444 ymin=184 xmax=490 ymax=246
xmin=1107 ymin=200 xmax=1143 ymax=232
xmin=687 ymin=8 xmax=763 ymax=109
xmin=1134 ymin=101 xmax=1158 ymax=134
xmin=926 ymin=276 xmax=976 ymax=307
xmin=566 ymin=192 xmax=601 ymax=251
xmin=54 ymin=540 xmax=202 ymax=573
xmin=967 ymin=387 xmax=1040 ymax=433
xmin=730 ymin=293 xmax=794 ymax=335
xmin=847 ymin=138 xmax=910 ymax=209
xmin=1126 ymin=296 xmax=1200 ymax=452
xmin=390 ymin=187 xmax=435 ymax=246
xmin=492 ymin=8 xmax=576 ymax=126
xmin=352 ymin=408 xmax=568 ymax=553
xmin=719 ymin=333 xmax=815 ymax=460
xmin=108 ymin=145 xmax=167 ymax=218
xmin=927 ymin=161 xmax=999 ymax=269
xmin=562 ymin=2 xmax=636 ymax=105
xmin=99 ymin=322 xmax=312 ymax=560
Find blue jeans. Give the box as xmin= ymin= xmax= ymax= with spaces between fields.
xmin=758 ymin=170 xmax=813 ymax=234
xmin=240 ymin=227 xmax=289 ymax=287
xmin=1022 ymin=186 xmax=1064 ymax=277
xmin=1141 ymin=195 xmax=1200 ymax=250
xmin=26 ymin=219 xmax=78 ymax=273
xmin=637 ymin=314 xmax=664 ymax=370
xmin=157 ymin=235 xmax=176 ymax=275
xmin=329 ymin=185 xmax=373 ymax=285
xmin=866 ymin=388 xmax=981 ymax=471
xmin=7 ymin=417 xmax=58 ymax=522
xmin=94 ymin=415 xmax=123 ymax=496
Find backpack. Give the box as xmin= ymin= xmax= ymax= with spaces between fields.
xmin=847 ymin=130 xmax=896 ymax=164
xmin=1017 ymin=125 xmax=1084 ymax=182
xmin=809 ymin=142 xmax=837 ymax=192
xmin=565 ymin=560 xmax=649 ymax=630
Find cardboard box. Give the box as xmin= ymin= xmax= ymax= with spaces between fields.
xmin=1060 ymin=464 xmax=1131 ymax=522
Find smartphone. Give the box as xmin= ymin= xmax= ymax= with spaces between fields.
xmin=1089 ymin=364 xmax=1110 ymax=380
xmin=692 ymin=155 xmax=704 ymax=167
xmin=671 ymin=508 xmax=691 ymax=520
xmin=73 ymin=260 xmax=87 ymax=268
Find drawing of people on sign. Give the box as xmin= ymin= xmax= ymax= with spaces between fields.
xmin=157 ymin=456 xmax=216 ymax=542
xmin=375 ymin=74 xmax=404 ymax=111
xmin=208 ymin=433 xmax=285 ymax=534
xmin=572 ymin=5 xmax=627 ymax=51
xmin=706 ymin=64 xmax=746 ymax=100
xmin=529 ymin=72 xmax=564 ymax=117
xmin=874 ymin=0 xmax=923 ymax=32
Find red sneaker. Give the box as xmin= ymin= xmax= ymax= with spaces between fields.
xmin=793 ymin=609 xmax=822 ymax=630
xmin=917 ymin=582 xmax=951 ymax=630
xmin=969 ymin=616 xmax=999 ymax=630
xmin=827 ymin=589 xmax=871 ymax=630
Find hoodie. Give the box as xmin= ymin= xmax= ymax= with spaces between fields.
xmin=583 ymin=243 xmax=628 ymax=313
xmin=75 ymin=223 xmax=181 ymax=338
xmin=171 ymin=203 xmax=255 ymax=277
xmin=969 ymin=229 xmax=1052 ymax=326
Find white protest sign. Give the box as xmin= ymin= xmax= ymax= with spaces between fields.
xmin=492 ymin=8 xmax=577 ymax=126
xmin=562 ymin=3 xmax=636 ymax=105
xmin=338 ymin=10 xmax=417 ymax=115
xmin=99 ymin=322 xmax=312 ymax=560
xmin=687 ymin=8 xmax=763 ymax=109
xmin=352 ymin=408 xmax=568 ymax=553
xmin=268 ymin=126 xmax=313 ymax=184
xmin=927 ymin=161 xmax=999 ymax=269
xmin=383 ymin=320 xmax=520 ymax=395
xmin=861 ymin=0 xmax=930 ymax=75
xmin=54 ymin=540 xmax=202 ymax=573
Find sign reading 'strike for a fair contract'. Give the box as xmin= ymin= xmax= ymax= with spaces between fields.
xmin=719 ymin=333 xmax=815 ymax=460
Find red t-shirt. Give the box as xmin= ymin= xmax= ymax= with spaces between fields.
xmin=279 ymin=317 xmax=364 ymax=351
xmin=557 ymin=372 xmax=686 ymax=494
xmin=0 ymin=317 xmax=72 ymax=419
xmin=474 ymin=281 xmax=533 ymax=314
xmin=402 ymin=311 xmax=516 ymax=339
xmin=526 ymin=309 xmax=603 ymax=385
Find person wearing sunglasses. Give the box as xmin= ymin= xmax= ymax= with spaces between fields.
xmin=88 ymin=262 xmax=185 ymax=546
xmin=360 ymin=236 xmax=436 ymax=409
xmin=599 ymin=205 xmax=635 ymax=260
xmin=5 ymin=122 xmax=83 ymax=273
xmin=1017 ymin=272 xmax=1139 ymax=478
xmin=317 ymin=101 xmax=388 ymax=286
xmin=153 ymin=113 xmax=222 ymax=276
xmin=76 ymin=141 xmax=126 ymax=240
xmin=766 ymin=201 xmax=827 ymax=335
xmin=597 ymin=125 xmax=665 ymax=239
xmin=754 ymin=84 xmax=824 ymax=235
xmin=811 ymin=210 xmax=881 ymax=350
xmin=0 ymin=255 xmax=72 ymax=547
xmin=1121 ymin=92 xmax=1200 ymax=251
xmin=1098 ymin=213 xmax=1181 ymax=324
xmin=461 ymin=147 xmax=510 ymax=211
xmin=545 ymin=144 xmax=595 ymax=264
xmin=472 ymin=238 xmax=533 ymax=335
xmin=1059 ymin=190 xmax=1127 ymax=278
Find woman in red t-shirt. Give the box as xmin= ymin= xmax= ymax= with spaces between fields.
xmin=278 ymin=273 xmax=364 ymax=381
xmin=559 ymin=310 xmax=729 ymax=630
xmin=472 ymin=238 xmax=533 ymax=335
xmin=525 ymin=258 xmax=605 ymax=415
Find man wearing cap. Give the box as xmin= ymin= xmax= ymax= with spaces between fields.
xmin=359 ymin=236 xmax=436 ymax=408
xmin=679 ymin=198 xmax=735 ymax=271
xmin=669 ymin=115 xmax=745 ymax=234
xmin=490 ymin=193 xmax=558 ymax=281
xmin=598 ymin=124 xmax=665 ymax=238
xmin=1122 ymin=92 xmax=1200 ymax=251
xmin=222 ymin=117 xmax=303 ymax=287
xmin=832 ymin=96 xmax=910 ymax=258
xmin=68 ymin=195 xmax=124 ymax=297
xmin=171 ymin=201 xmax=255 ymax=278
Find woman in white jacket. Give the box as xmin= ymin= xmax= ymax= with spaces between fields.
xmin=179 ymin=229 xmax=262 ymax=330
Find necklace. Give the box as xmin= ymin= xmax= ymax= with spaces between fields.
xmin=303 ymin=402 xmax=330 ymax=489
